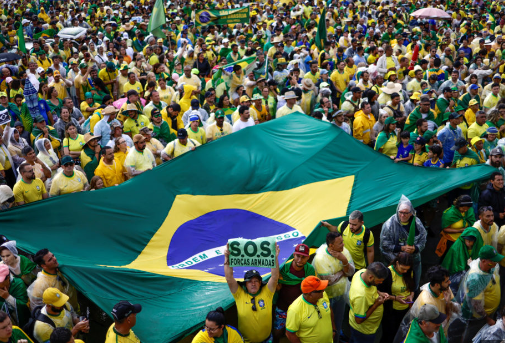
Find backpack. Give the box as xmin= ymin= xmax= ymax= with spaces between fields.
xmin=338 ymin=221 xmax=371 ymax=266
xmin=22 ymin=305 xmax=56 ymax=342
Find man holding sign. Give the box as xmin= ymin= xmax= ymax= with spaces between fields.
xmin=224 ymin=241 xmax=280 ymax=343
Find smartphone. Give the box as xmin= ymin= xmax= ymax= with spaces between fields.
xmin=404 ymin=301 xmax=414 ymax=304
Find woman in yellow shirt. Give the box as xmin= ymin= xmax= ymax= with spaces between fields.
xmin=436 ymin=195 xmax=476 ymax=261
xmin=377 ymin=252 xmax=414 ymax=343
xmin=374 ymin=117 xmax=399 ymax=157
xmin=157 ymin=78 xmax=175 ymax=105
xmin=113 ymin=137 xmax=130 ymax=173
xmin=62 ymin=123 xmax=85 ymax=163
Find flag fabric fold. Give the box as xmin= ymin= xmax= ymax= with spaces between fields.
xmin=17 ymin=23 xmax=26 ymax=54
xmin=0 ymin=113 xmax=495 ymax=343
xmin=315 ymin=7 xmax=328 ymax=51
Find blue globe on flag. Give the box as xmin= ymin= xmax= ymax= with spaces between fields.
xmin=199 ymin=11 xmax=211 ymax=23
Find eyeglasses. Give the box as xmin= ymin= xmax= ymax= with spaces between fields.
xmin=204 ymin=325 xmax=220 ymax=333
xmin=399 ymin=211 xmax=411 ymax=215
xmin=63 ymin=163 xmax=74 ymax=167
xmin=251 ymin=297 xmax=257 ymax=311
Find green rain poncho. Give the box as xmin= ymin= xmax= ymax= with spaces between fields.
xmin=441 ymin=227 xmax=483 ymax=275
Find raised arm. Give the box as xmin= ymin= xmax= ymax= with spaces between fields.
xmin=268 ymin=243 xmax=280 ymax=293
xmin=224 ymin=243 xmax=239 ymax=294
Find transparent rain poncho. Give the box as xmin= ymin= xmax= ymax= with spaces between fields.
xmin=27 ymin=270 xmax=79 ymax=312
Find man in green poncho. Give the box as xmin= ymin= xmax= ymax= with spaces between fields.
xmin=0 ymin=264 xmax=30 ymax=328
xmin=404 ymin=96 xmax=436 ymax=132
xmin=273 ymin=244 xmax=315 ymax=342
xmin=404 ymin=304 xmax=447 ymax=343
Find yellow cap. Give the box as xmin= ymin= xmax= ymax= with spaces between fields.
xmin=471 ymin=137 xmax=485 ymax=147
xmin=43 ymin=288 xmax=69 ymax=307
xmin=410 ymin=92 xmax=421 ymax=101
xmin=0 ymin=92 xmax=7 ymax=98
xmin=469 ymin=99 xmax=479 ymax=106
xmin=240 ymin=95 xmax=250 ymax=103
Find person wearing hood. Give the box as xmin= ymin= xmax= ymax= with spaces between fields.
xmin=6 ymin=127 xmax=28 ymax=163
xmin=0 ymin=241 xmax=37 ymax=286
xmin=479 ymin=309 xmax=505 ymax=342
xmin=93 ymin=106 xmax=120 ymax=147
xmin=31 ymin=115 xmax=61 ymax=155
xmin=353 ymin=101 xmax=376 ymax=147
xmin=179 ymin=84 xmax=200 ymax=115
xmin=0 ymin=185 xmax=14 ymax=211
xmin=223 ymin=242 xmax=279 ymax=343
xmin=436 ymin=195 xmax=476 ymax=262
xmin=0 ymin=122 xmax=17 ymax=188
xmin=380 ymin=195 xmax=427 ymax=289
xmin=13 ymin=122 xmax=30 ymax=143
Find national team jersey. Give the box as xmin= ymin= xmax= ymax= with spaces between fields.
xmin=423 ymin=158 xmax=443 ymax=168
xmin=13 ymin=178 xmax=46 ymax=204
xmin=104 ymin=323 xmax=141 ymax=343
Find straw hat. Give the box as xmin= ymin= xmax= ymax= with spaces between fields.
xmin=381 ymin=82 xmax=402 ymax=94
xmin=302 ymin=78 xmax=315 ymax=90
xmin=102 ymin=105 xmax=119 ymax=115
xmin=83 ymin=133 xmax=101 ymax=144
xmin=283 ymin=91 xmax=298 ymax=100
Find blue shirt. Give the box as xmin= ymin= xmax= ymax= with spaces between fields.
xmin=396 ymin=143 xmax=414 ymax=159
xmin=423 ymin=158 xmax=443 ymax=168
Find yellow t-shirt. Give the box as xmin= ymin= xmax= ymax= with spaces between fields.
xmin=49 ymin=80 xmax=68 ymax=100
xmin=187 ymin=127 xmax=207 ymax=145
xmin=386 ymin=57 xmax=396 ymax=69
xmin=330 ymin=70 xmax=349 ymax=95
xmin=0 ymin=146 xmax=11 ymax=170
xmin=446 ymin=219 xmax=465 ymax=241
xmin=389 ymin=265 xmax=411 ymax=311
xmin=206 ymin=122 xmax=233 ymax=141
xmin=378 ymin=132 xmax=398 ymax=157
xmin=80 ymin=101 xmax=100 ymax=119
xmin=411 ymin=151 xmax=429 ymax=166
xmin=49 ymin=170 xmax=88 ymax=196
xmin=63 ymin=135 xmax=86 ymax=151
xmin=312 ymin=244 xmax=352 ymax=298
xmin=34 ymin=306 xmax=73 ymax=343
xmin=104 ymin=324 xmax=141 ymax=343
xmin=339 ymin=224 xmax=374 ymax=270
xmin=232 ymin=285 xmax=275 ymax=343
xmin=163 ymin=139 xmax=201 ymax=158
xmin=467 ymin=123 xmax=489 ymax=140
xmin=483 ymin=93 xmax=501 ymax=109
xmin=13 ymin=178 xmax=46 ymax=204
xmin=117 ymin=74 xmax=129 ymax=98
xmin=303 ymin=72 xmax=320 ymax=84
xmin=123 ymin=81 xmax=144 ymax=94
xmin=191 ymin=325 xmax=244 ymax=343
xmin=407 ymin=79 xmax=422 ymax=93
xmin=98 ymin=68 xmax=118 ymax=92
xmin=158 ymin=87 xmax=174 ymax=104
xmin=466 ymin=266 xmax=501 ymax=317
xmin=349 ymin=270 xmax=383 ymax=335
xmin=465 ymin=108 xmax=477 ymax=126
xmin=345 ymin=65 xmax=357 ymax=80
xmin=474 ymin=222 xmax=499 ymax=247
xmin=123 ymin=115 xmax=149 ymax=136
xmin=285 ymin=292 xmax=333 ymax=343
xmin=94 ymin=159 xmax=126 ymax=188
xmin=124 ymin=148 xmax=155 ymax=172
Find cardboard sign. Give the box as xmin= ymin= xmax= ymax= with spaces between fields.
xmin=228 ymin=237 xmax=276 ymax=268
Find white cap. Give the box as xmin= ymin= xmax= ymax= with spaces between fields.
xmin=36 ymin=67 xmax=45 ymax=74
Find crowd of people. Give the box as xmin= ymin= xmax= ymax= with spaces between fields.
xmin=2 ymin=0 xmax=505 ymax=342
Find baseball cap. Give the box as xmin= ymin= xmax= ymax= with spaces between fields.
xmin=417 ymin=304 xmax=447 ymax=324
xmin=61 ymin=156 xmax=74 ymax=165
xmin=53 ymin=70 xmax=60 ymax=76
xmin=177 ymin=128 xmax=188 ymax=138
xmin=301 ymin=276 xmax=328 ymax=294
xmin=449 ymin=112 xmax=462 ymax=120
xmin=139 ymin=126 xmax=152 ymax=134
xmin=294 ymin=244 xmax=309 ymax=257
xmin=191 ymin=99 xmax=200 ymax=108
xmin=244 ymin=269 xmax=262 ymax=282
xmin=85 ymin=92 xmax=93 ymax=99
xmin=0 ymin=92 xmax=7 ymax=98
xmin=120 ymin=64 xmax=129 ymax=71
xmin=240 ymin=95 xmax=250 ymax=103
xmin=451 ymin=137 xmax=468 ymax=150
xmin=469 ymin=84 xmax=479 ymax=90
xmin=469 ymin=99 xmax=479 ymax=106
xmin=79 ymin=62 xmax=88 ymax=69
xmin=215 ymin=110 xmax=225 ymax=118
xmin=34 ymin=115 xmax=46 ymax=123
xmin=106 ymin=61 xmax=116 ymax=70
xmin=133 ymin=134 xmax=145 ymax=143
xmin=479 ymin=245 xmax=505 ymax=262
xmin=332 ymin=110 xmax=344 ymax=118
xmin=490 ymin=147 xmax=504 ymax=156
xmin=189 ymin=114 xmax=200 ymax=122
xmin=43 ymin=288 xmax=69 ymax=307
xmin=37 ymin=67 xmax=45 ymax=74
xmin=0 ymin=264 xmax=9 ymax=281
xmin=415 ymin=136 xmax=426 ymax=145
xmin=351 ymin=87 xmax=362 ymax=93
xmin=487 ymin=127 xmax=499 ymax=135
xmin=385 ymin=117 xmax=397 ymax=125
xmin=111 ymin=301 xmax=142 ymax=321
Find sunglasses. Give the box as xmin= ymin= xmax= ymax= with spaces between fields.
xmin=153 ymin=114 xmax=161 ymax=117
xmin=251 ymin=297 xmax=257 ymax=311
xmin=63 ymin=163 xmax=74 ymax=167
xmin=313 ymin=305 xmax=322 ymax=319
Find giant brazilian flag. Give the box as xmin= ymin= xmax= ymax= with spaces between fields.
xmin=0 ymin=113 xmax=494 ymax=343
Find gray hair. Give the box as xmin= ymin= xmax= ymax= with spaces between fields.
xmin=349 ymin=210 xmax=364 ymax=222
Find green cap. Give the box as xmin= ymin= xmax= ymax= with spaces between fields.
xmin=215 ymin=109 xmax=225 ymax=118
xmin=34 ymin=115 xmax=45 ymax=123
xmin=36 ymin=50 xmax=46 ymax=55
xmin=454 ymin=104 xmax=465 ymax=112
xmin=385 ymin=117 xmax=397 ymax=125
xmin=423 ymin=130 xmax=436 ymax=140
xmin=479 ymin=245 xmax=504 ymax=262
xmin=106 ymin=61 xmax=116 ymax=70
xmin=85 ymin=92 xmax=93 ymax=99
xmin=79 ymin=62 xmax=88 ymax=69
xmin=451 ymin=86 xmax=458 ymax=91
xmin=191 ymin=68 xmax=199 ymax=75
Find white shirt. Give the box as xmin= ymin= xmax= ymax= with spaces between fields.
xmin=232 ymin=117 xmax=255 ymax=132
